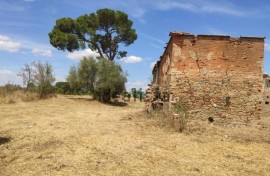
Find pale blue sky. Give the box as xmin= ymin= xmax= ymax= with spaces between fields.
xmin=0 ymin=0 xmax=269 ymax=91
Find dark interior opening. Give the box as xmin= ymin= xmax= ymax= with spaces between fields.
xmin=208 ymin=117 xmax=214 ymax=123
xmin=225 ymin=97 xmax=231 ymax=106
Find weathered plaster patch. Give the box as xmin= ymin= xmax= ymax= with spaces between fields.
xmin=207 ymin=52 xmax=213 ymax=60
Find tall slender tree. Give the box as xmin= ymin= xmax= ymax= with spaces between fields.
xmin=33 ymin=61 xmax=55 ymax=98
xmin=18 ymin=63 xmax=34 ymax=92
xmin=78 ymin=57 xmax=97 ymax=94
xmin=67 ymin=66 xmax=79 ymax=93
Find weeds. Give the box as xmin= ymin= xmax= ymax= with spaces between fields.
xmin=145 ymin=100 xmax=189 ymax=132
xmin=0 ymin=84 xmax=39 ymax=104
xmin=172 ymin=101 xmax=188 ymax=132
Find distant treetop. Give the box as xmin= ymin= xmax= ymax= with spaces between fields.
xmin=49 ymin=8 xmax=137 ymax=61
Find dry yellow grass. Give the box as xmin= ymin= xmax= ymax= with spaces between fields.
xmin=0 ymin=90 xmax=39 ymax=104
xmin=0 ymin=95 xmax=270 ymax=176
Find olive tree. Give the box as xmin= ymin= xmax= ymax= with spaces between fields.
xmin=66 ymin=57 xmax=127 ymax=101
xmin=66 ymin=66 xmax=79 ymax=94
xmin=78 ymin=57 xmax=97 ymax=94
xmin=95 ymin=58 xmax=127 ymax=101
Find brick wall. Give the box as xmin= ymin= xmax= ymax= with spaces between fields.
xmin=263 ymin=75 xmax=270 ymax=103
xmin=155 ymin=32 xmax=264 ymax=122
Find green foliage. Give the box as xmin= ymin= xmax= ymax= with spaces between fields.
xmin=0 ymin=84 xmax=22 ymax=97
xmin=131 ymin=88 xmax=137 ymax=102
xmin=54 ymin=82 xmax=70 ymax=94
xmin=138 ymin=88 xmax=143 ymax=101
xmin=127 ymin=93 xmax=131 ymax=98
xmin=27 ymin=82 xmax=37 ymax=92
xmin=49 ymin=8 xmax=137 ymax=61
xmin=95 ymin=58 xmax=127 ymax=101
xmin=66 ymin=66 xmax=79 ymax=93
xmin=66 ymin=57 xmax=98 ymax=94
xmin=78 ymin=57 xmax=97 ymax=94
xmin=132 ymin=88 xmax=145 ymax=100
xmin=66 ymin=56 xmax=126 ymax=101
xmin=131 ymin=88 xmax=137 ymax=98
xmin=33 ymin=61 xmax=56 ymax=98
xmin=18 ymin=61 xmax=55 ymax=98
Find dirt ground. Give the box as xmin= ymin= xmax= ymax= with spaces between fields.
xmin=0 ymin=95 xmax=270 ymax=176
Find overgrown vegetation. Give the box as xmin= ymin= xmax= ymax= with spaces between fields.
xmin=172 ymin=101 xmax=188 ymax=132
xmin=54 ymin=82 xmax=70 ymax=94
xmin=48 ymin=8 xmax=138 ymax=101
xmin=0 ymin=83 xmax=38 ymax=104
xmin=33 ymin=61 xmax=55 ymax=98
xmin=95 ymin=57 xmax=127 ymax=101
xmin=18 ymin=61 xmax=55 ymax=99
xmin=66 ymin=57 xmax=127 ymax=102
xmin=144 ymin=100 xmax=189 ymax=132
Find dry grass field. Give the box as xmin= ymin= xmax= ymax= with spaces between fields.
xmin=0 ymin=95 xmax=270 ymax=176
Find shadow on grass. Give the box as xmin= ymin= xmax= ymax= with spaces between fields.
xmin=102 ymin=101 xmax=128 ymax=107
xmin=67 ymin=97 xmax=95 ymax=102
xmin=0 ymin=137 xmax=10 ymax=145
xmin=67 ymin=96 xmax=128 ymax=107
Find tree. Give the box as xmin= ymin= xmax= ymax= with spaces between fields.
xmin=138 ymin=88 xmax=143 ymax=102
xmin=54 ymin=82 xmax=70 ymax=94
xmin=33 ymin=61 xmax=55 ymax=98
xmin=78 ymin=57 xmax=97 ymax=94
xmin=18 ymin=63 xmax=34 ymax=92
xmin=66 ymin=57 xmax=97 ymax=95
xmin=95 ymin=58 xmax=127 ymax=101
xmin=66 ymin=57 xmax=127 ymax=101
xmin=131 ymin=88 xmax=137 ymax=102
xmin=127 ymin=93 xmax=131 ymax=102
xmin=49 ymin=8 xmax=137 ymax=61
xmin=18 ymin=61 xmax=55 ymax=98
xmin=67 ymin=66 xmax=79 ymax=94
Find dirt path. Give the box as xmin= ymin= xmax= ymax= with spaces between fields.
xmin=0 ymin=96 xmax=270 ymax=176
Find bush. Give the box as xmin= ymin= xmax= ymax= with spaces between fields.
xmin=95 ymin=58 xmax=127 ymax=102
xmin=54 ymin=82 xmax=70 ymax=94
xmin=5 ymin=97 xmax=16 ymax=104
xmin=21 ymin=92 xmax=38 ymax=102
xmin=0 ymin=84 xmax=22 ymax=97
xmin=66 ymin=57 xmax=127 ymax=102
xmin=0 ymin=90 xmax=38 ymax=104
xmin=18 ymin=61 xmax=55 ymax=99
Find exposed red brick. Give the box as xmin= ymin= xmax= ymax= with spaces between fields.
xmin=151 ymin=32 xmax=265 ymax=122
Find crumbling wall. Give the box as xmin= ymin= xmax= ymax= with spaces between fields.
xmin=264 ymin=89 xmax=270 ymax=105
xmin=263 ymin=74 xmax=270 ymax=109
xmin=157 ymin=33 xmax=264 ymax=123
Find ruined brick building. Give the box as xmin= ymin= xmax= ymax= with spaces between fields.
xmin=149 ymin=32 xmax=265 ymax=122
xmin=263 ymin=74 xmax=270 ymax=108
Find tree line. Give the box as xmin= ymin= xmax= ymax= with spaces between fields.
xmin=17 ymin=8 xmax=139 ymax=102
xmin=66 ymin=56 xmax=127 ymax=101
